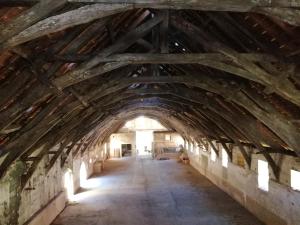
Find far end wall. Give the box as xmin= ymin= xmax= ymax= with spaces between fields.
xmin=108 ymin=131 xmax=184 ymax=158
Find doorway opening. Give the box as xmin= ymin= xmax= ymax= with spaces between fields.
xmin=136 ymin=131 xmax=153 ymax=156
xmin=121 ymin=144 xmax=132 ymax=156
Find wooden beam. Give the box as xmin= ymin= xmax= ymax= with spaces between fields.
xmin=0 ymin=3 xmax=132 ymax=50
xmin=67 ymin=1 xmax=300 ymax=10
xmin=53 ymin=15 xmax=163 ymax=89
xmin=0 ymin=0 xmax=67 ymax=45
xmin=3 ymin=0 xmax=300 ymax=9
xmin=2 ymin=1 xmax=300 ymax=26
xmin=256 ymin=7 xmax=300 ymax=27
xmin=91 ymin=90 xmax=298 ymax=161
xmin=0 ymin=0 xmax=37 ymax=6
xmin=172 ymin=15 xmax=300 ymax=107
xmin=90 ymin=53 xmax=279 ymax=64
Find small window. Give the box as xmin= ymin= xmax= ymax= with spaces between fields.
xmin=191 ymin=143 xmax=194 ymax=153
xmin=258 ymin=160 xmax=269 ymax=191
xmin=64 ymin=170 xmax=74 ymax=201
xmin=222 ymin=148 xmax=228 ymax=168
xmin=211 ymin=149 xmax=216 ymax=162
xmin=165 ymin=134 xmax=171 ymax=141
xmin=195 ymin=145 xmax=200 ymax=155
xmin=184 ymin=141 xmax=188 ymax=149
xmin=291 ymin=170 xmax=300 ymax=191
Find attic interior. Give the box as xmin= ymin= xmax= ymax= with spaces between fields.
xmin=0 ymin=1 xmax=300 ymax=225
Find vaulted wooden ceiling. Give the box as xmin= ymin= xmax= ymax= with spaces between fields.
xmin=0 ymin=0 xmax=300 ymax=185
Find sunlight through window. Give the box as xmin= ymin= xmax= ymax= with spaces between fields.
xmin=80 ymin=162 xmax=88 ymax=188
xmin=64 ymin=170 xmax=74 ymax=200
xmin=211 ymin=148 xmax=216 ymax=162
xmin=222 ymin=148 xmax=228 ymax=168
xmin=291 ymin=169 xmax=300 ymax=191
xmin=258 ymin=160 xmax=269 ymax=191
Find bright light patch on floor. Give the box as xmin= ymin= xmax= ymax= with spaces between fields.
xmin=222 ymin=148 xmax=228 ymax=168
xmin=258 ymin=160 xmax=269 ymax=191
xmin=211 ymin=149 xmax=216 ymax=162
xmin=291 ymin=170 xmax=300 ymax=191
xmin=80 ymin=162 xmax=88 ymax=188
xmin=64 ymin=170 xmax=74 ymax=200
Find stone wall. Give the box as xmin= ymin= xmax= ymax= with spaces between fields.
xmin=0 ymin=161 xmax=25 ymax=225
xmin=0 ymin=142 xmax=106 ymax=225
xmin=187 ymin=140 xmax=300 ymax=225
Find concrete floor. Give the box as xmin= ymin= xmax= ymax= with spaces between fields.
xmin=52 ymin=157 xmax=264 ymax=225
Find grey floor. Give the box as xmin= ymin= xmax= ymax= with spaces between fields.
xmin=52 ymin=156 xmax=264 ymax=225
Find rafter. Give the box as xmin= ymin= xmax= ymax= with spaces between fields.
xmin=53 ymin=15 xmax=164 ymax=89
xmin=0 ymin=3 xmax=133 ymax=51
xmin=0 ymin=0 xmax=67 ymax=45
xmin=171 ymin=15 xmax=300 ymax=107
xmin=55 ymin=53 xmax=278 ymax=63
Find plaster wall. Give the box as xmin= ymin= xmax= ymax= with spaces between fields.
xmin=187 ymin=141 xmax=300 ymax=225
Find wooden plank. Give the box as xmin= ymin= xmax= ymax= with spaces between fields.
xmin=0 ymin=0 xmax=37 ymax=6
xmin=220 ymin=142 xmax=233 ymax=161
xmin=70 ymin=0 xmax=300 ymax=26
xmin=52 ymin=52 xmax=279 ymax=89
xmin=2 ymin=0 xmax=300 ymax=26
xmin=207 ymin=139 xmax=219 ymax=156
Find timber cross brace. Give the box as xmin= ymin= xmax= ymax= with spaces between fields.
xmin=0 ymin=0 xmax=300 ymax=186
